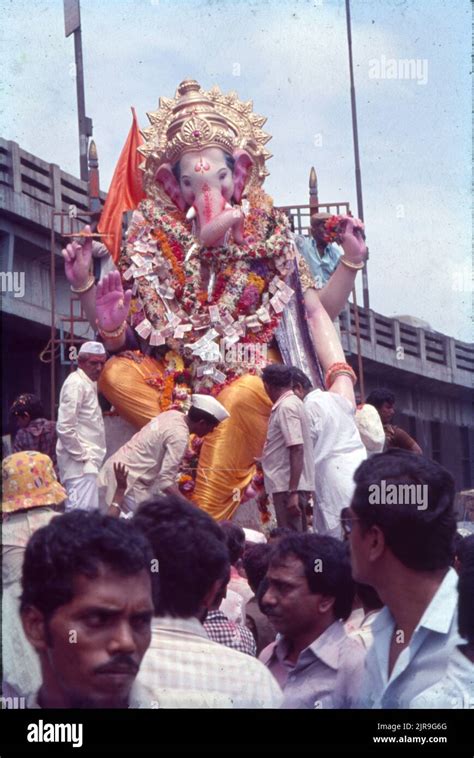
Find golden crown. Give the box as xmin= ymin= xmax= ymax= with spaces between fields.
xmin=139 ymin=79 xmax=272 ymax=205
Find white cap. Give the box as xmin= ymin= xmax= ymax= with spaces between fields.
xmin=191 ymin=394 xmax=230 ymax=423
xmin=243 ymin=528 xmax=267 ymax=544
xmin=355 ymin=403 xmax=385 ymax=454
xmin=78 ymin=341 xmax=106 ymax=356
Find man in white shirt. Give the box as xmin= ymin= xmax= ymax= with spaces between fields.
xmin=260 ymin=364 xmax=314 ymax=532
xmin=56 ymin=342 xmax=107 ymax=511
xmin=290 ymin=290 xmax=366 ymax=538
xmin=291 ymin=367 xmax=366 ymax=538
xmin=131 ymin=494 xmax=283 ymax=708
xmin=98 ymin=395 xmax=229 ymax=514
xmin=344 ymin=449 xmax=461 ymax=708
xmin=259 ymin=533 xmax=366 ymax=708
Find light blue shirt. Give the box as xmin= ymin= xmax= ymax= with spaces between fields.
xmin=409 ymin=647 xmax=474 ymax=709
xmin=358 ymin=568 xmax=461 ymax=709
xmin=295 ymin=236 xmax=342 ymax=288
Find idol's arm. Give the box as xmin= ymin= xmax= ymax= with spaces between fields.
xmin=316 ymin=264 xmax=357 ymax=321
xmin=304 ymin=287 xmax=356 ymax=409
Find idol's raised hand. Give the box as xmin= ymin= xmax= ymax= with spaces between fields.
xmin=339 ymin=216 xmax=367 ymax=264
xmin=62 ymin=225 xmax=93 ymax=288
xmin=96 ymin=271 xmax=132 ymax=333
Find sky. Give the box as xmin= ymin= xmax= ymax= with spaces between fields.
xmin=2 ymin=0 xmax=472 ymax=341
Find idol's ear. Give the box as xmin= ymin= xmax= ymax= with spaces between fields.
xmin=232 ymin=149 xmax=253 ymax=203
xmin=155 ymin=163 xmax=187 ymax=212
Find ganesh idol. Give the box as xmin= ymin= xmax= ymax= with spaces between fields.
xmin=62 ymin=79 xmax=367 ymax=521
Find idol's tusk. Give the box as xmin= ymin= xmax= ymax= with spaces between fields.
xmin=186 ymin=206 xmax=197 ymax=221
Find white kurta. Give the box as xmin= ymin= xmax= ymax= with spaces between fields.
xmin=304 ymin=389 xmax=367 ymax=537
xmin=56 ymin=368 xmax=106 ymax=482
xmin=98 ymin=410 xmax=189 ymax=507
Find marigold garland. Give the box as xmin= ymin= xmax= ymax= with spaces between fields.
xmin=153 ymin=227 xmax=185 ymax=288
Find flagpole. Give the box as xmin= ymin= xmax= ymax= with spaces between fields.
xmin=345 ymin=0 xmax=369 ymax=310
xmin=64 ymin=0 xmax=93 ymax=181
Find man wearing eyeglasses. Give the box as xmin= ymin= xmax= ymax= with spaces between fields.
xmin=259 ymin=533 xmax=366 ymax=708
xmin=345 ymin=449 xmax=461 ymax=709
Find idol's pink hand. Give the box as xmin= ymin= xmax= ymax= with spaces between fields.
xmin=62 ymin=225 xmax=93 ymax=288
xmin=339 ymin=216 xmax=367 ymax=264
xmin=96 ymin=271 xmax=132 ymax=332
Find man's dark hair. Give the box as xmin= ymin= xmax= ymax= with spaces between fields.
xmin=268 ymin=527 xmax=293 ymax=541
xmin=20 ymin=511 xmax=153 ymax=617
xmin=133 ymin=495 xmax=229 ymax=617
xmin=10 ymin=393 xmax=45 ymax=421
xmin=261 ymin=364 xmax=292 ymax=388
xmin=365 ymin=388 xmax=395 ymax=410
xmin=351 ymin=450 xmax=456 ymax=571
xmin=456 ymin=534 xmax=474 ymax=570
xmin=188 ymin=405 xmax=219 ymax=426
xmin=243 ymin=544 xmax=273 ymax=594
xmin=355 ymin=582 xmax=384 ymax=612
xmin=458 ymin=544 xmax=474 ymax=644
xmin=289 ymin=367 xmax=312 ymax=391
xmin=270 ymin=534 xmax=355 ymax=620
xmin=220 ymin=521 xmax=246 ymax=565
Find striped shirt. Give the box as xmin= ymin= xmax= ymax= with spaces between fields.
xmin=132 ymin=615 xmax=283 ymax=709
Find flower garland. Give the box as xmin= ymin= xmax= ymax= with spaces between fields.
xmin=153 ymin=227 xmax=185 ymax=292
xmin=177 ymin=435 xmax=204 ymax=498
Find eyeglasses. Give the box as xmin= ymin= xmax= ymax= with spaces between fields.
xmin=340 ymin=508 xmax=361 ymax=536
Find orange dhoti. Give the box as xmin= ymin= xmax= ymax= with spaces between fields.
xmin=193 ymin=375 xmax=272 ymax=521
xmin=98 ymin=353 xmax=275 ymax=521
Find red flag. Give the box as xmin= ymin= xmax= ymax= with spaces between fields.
xmin=98 ymin=107 xmax=145 ymax=263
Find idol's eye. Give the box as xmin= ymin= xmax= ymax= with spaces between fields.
xmin=218 ymin=170 xmax=228 ymax=181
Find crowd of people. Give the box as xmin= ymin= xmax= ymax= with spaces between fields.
xmin=2 ymin=338 xmax=473 ymax=710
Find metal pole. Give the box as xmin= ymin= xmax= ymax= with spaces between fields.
xmin=345 ymin=0 xmax=369 ymax=310
xmin=351 ymin=287 xmax=365 ymax=400
xmin=50 ymin=215 xmax=57 ymax=421
xmin=74 ymin=27 xmax=89 ymax=181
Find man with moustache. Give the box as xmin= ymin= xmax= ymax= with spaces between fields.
xmin=19 ymin=511 xmax=154 ymax=708
xmin=259 ymin=533 xmax=365 ymax=708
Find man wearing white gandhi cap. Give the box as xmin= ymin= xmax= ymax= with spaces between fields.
xmin=98 ymin=395 xmax=230 ymax=516
xmin=56 ymin=341 xmax=107 ymax=512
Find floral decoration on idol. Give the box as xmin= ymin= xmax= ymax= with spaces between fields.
xmin=177 ymin=436 xmax=204 ymax=498
xmin=321 ymin=215 xmax=366 ymax=246
xmin=118 ymin=187 xmax=296 ymax=399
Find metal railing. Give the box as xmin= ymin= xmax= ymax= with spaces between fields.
xmin=340 ymin=303 xmax=473 ymax=383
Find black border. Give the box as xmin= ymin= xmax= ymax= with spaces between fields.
xmin=1 ymin=708 xmax=473 ymax=756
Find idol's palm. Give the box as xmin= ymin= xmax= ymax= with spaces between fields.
xmin=96 ymin=271 xmax=132 ymax=332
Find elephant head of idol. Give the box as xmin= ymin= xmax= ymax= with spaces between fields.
xmin=139 ymin=79 xmax=273 ymax=247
